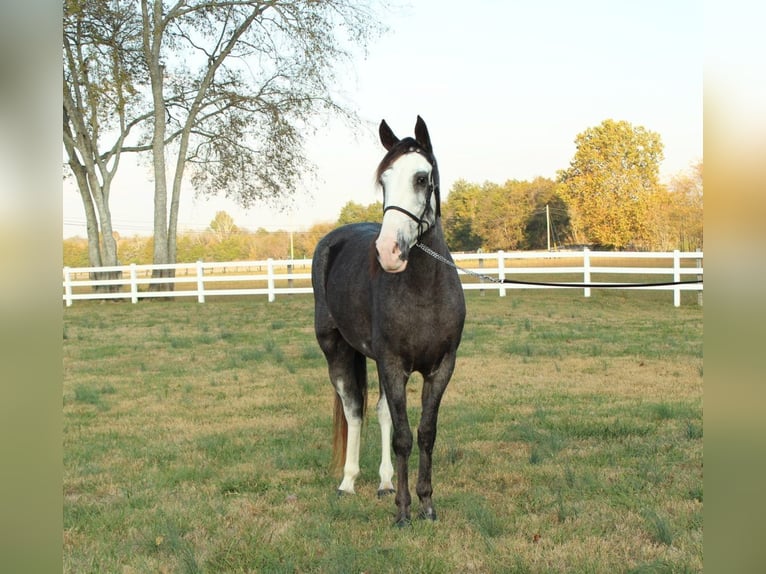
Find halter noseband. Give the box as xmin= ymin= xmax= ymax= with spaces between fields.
xmin=382 ymin=201 xmax=432 ymax=240
xmin=381 ymin=149 xmax=438 ymax=241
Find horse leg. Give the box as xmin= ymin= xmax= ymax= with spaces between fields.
xmin=376 ymin=390 xmax=395 ymax=496
xmin=337 ymin=382 xmax=363 ymax=495
xmin=319 ymin=332 xmax=367 ymax=495
xmin=379 ymin=365 xmax=412 ymax=526
xmin=416 ymin=354 xmax=457 ymax=521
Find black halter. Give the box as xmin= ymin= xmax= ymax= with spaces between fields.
xmin=381 ymin=150 xmax=438 ymax=242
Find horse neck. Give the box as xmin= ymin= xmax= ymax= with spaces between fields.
xmin=408 ymin=219 xmax=452 ymax=281
xmin=420 ymin=218 xmax=449 ymax=254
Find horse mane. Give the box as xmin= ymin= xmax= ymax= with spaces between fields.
xmin=374 ymin=137 xmax=441 ymax=217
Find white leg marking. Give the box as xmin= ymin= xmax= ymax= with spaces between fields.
xmin=377 ymin=395 xmax=395 ymax=492
xmin=337 ymin=384 xmax=361 ymax=494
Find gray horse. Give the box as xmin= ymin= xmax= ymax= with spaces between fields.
xmin=312 ymin=116 xmax=466 ymax=526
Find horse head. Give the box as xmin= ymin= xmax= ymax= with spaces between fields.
xmin=374 ymin=116 xmax=440 ymax=273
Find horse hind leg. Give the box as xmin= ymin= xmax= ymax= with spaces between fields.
xmin=335 ymin=393 xmax=362 ymax=494
xmin=325 ymin=344 xmax=367 ymax=495
xmin=376 ymin=391 xmax=395 ymax=497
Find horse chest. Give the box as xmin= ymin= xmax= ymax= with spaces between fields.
xmin=372 ymin=294 xmax=463 ymax=369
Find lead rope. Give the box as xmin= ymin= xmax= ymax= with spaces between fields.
xmin=415 ymin=243 xmax=703 ymax=289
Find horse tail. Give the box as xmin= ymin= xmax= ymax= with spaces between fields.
xmin=331 ymin=393 xmax=347 ymax=474
xmin=356 ymin=350 xmax=369 ymax=431
xmin=330 ymin=351 xmax=368 ymax=475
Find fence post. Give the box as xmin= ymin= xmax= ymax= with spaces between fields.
xmin=673 ymin=250 xmax=681 ymax=307
xmin=267 ymin=258 xmax=275 ymax=302
xmin=479 ymin=254 xmax=485 ymax=296
xmin=498 ymin=251 xmax=506 ymax=297
xmin=130 ymin=264 xmax=138 ymax=304
xmin=196 ymin=260 xmax=205 ymax=303
xmin=696 ymin=248 xmax=703 ymax=307
xmin=583 ymin=248 xmax=591 ymax=298
xmin=287 ymin=262 xmax=293 ymax=289
xmin=63 ymin=267 xmax=73 ymax=307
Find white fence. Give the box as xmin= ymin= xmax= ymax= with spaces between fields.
xmin=63 ymin=249 xmax=703 ymax=308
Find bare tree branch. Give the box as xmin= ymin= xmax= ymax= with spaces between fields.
xmin=64 ymin=0 xmax=389 ymax=278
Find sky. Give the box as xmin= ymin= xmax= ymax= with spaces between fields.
xmin=62 ymin=0 xmax=703 ymax=238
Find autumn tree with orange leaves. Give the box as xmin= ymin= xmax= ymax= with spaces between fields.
xmin=557 ymin=119 xmax=665 ymax=249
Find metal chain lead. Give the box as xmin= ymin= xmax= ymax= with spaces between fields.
xmin=416 ymin=242 xmax=502 ymax=283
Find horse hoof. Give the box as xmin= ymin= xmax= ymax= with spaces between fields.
xmin=336 ymin=489 xmax=352 ymax=497
xmin=418 ymin=509 xmax=438 ymax=521
xmin=393 ymin=516 xmax=412 ymax=528
xmin=377 ymin=488 xmax=396 ymax=498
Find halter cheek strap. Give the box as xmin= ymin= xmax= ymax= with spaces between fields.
xmin=382 ymin=181 xmax=436 ymax=241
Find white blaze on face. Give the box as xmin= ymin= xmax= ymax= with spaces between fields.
xmin=375 ymin=152 xmax=434 ymax=273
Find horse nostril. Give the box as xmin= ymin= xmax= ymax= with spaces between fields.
xmin=377 ymin=239 xmax=398 ymax=255
xmin=397 ymin=238 xmax=410 ymax=261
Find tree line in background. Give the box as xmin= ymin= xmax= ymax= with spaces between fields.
xmin=442 ymin=119 xmax=702 ymax=253
xmin=64 ymin=153 xmax=702 ymax=268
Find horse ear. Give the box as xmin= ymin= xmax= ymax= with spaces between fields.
xmin=414 ymin=115 xmax=432 ymax=153
xmin=379 ymin=120 xmax=399 ymax=151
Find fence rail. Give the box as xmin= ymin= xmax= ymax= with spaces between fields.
xmin=63 ymin=249 xmax=703 ymax=307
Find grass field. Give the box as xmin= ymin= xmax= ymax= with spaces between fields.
xmin=63 ymin=290 xmax=702 ymax=573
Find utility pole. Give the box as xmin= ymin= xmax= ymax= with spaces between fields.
xmin=546 ymin=204 xmax=551 ymax=252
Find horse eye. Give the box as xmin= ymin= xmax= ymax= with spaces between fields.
xmin=415 ymin=175 xmax=428 ymax=187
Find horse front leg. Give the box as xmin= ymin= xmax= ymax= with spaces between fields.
xmin=379 ymin=365 xmax=412 ymax=526
xmin=416 ymin=353 xmax=457 ymax=521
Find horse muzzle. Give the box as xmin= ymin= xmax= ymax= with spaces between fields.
xmin=375 ymin=233 xmax=410 ymax=273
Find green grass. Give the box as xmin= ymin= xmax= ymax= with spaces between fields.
xmin=63 ymin=290 xmax=703 ymax=573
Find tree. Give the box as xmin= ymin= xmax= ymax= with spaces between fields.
xmin=64 ymin=0 xmax=387 ymax=287
xmin=176 ymin=231 xmax=208 ymax=263
xmin=208 ymin=211 xmax=238 ymax=241
xmin=647 ymin=161 xmax=703 ymax=251
xmin=296 ymin=222 xmax=336 ymax=258
xmin=337 ymin=201 xmax=383 ymax=225
xmin=248 ymin=228 xmax=291 ymax=259
xmin=442 ymin=179 xmax=483 ymax=251
xmin=520 ymin=177 xmax=570 ymax=250
xmin=63 ymin=237 xmax=91 ymax=268
xmin=118 ymin=234 xmax=154 ymax=264
xmin=668 ymin=161 xmax=703 ymax=250
xmin=63 ymin=0 xmax=148 ymax=284
xmin=138 ymin=0 xmax=386 ymax=288
xmin=443 ymin=178 xmax=567 ymax=252
xmin=471 ymin=182 xmax=523 ymax=251
xmin=557 ymin=119 xmax=664 ymax=249
xmin=475 ymin=180 xmax=544 ymax=251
